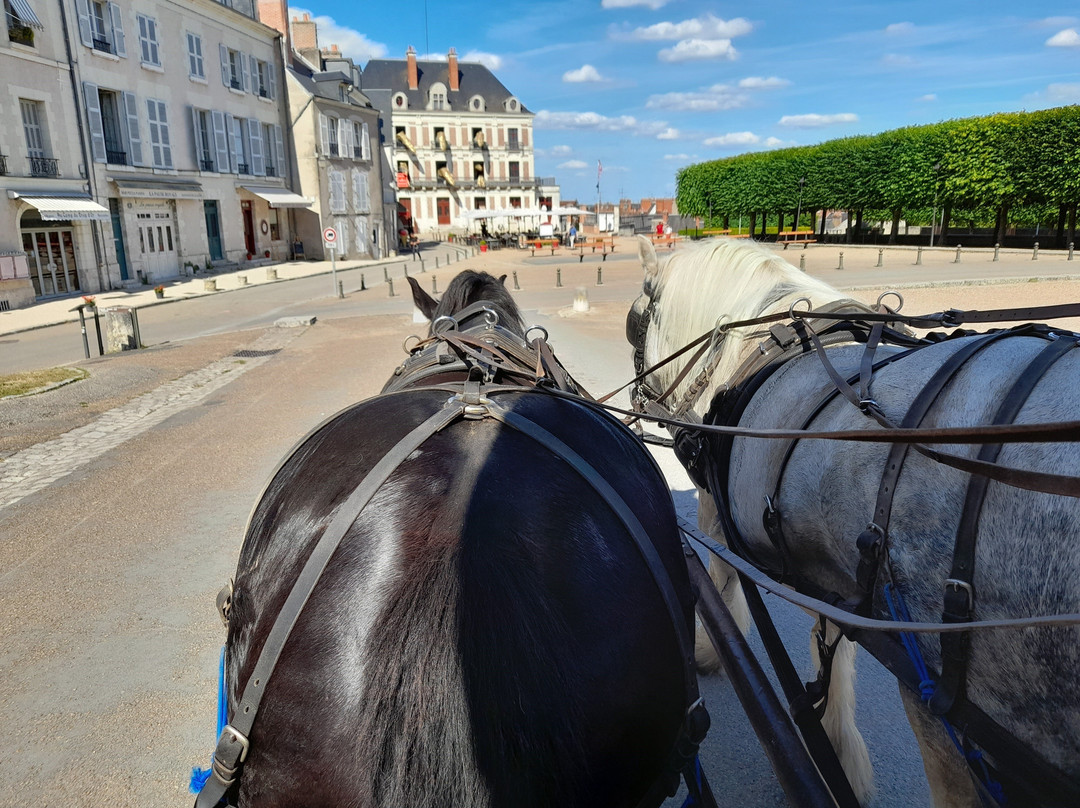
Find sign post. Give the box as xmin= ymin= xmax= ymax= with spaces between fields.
xmin=323 ymin=226 xmax=339 ymax=297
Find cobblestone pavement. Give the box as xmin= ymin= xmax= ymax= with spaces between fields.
xmin=0 ymin=325 xmax=306 ymax=511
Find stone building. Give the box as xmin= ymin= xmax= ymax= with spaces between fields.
xmin=362 ymin=47 xmax=559 ymax=240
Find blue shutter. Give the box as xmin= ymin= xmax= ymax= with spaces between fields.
xmin=211 ymin=110 xmax=229 ymax=172
xmin=83 ymin=82 xmax=106 ymax=162
xmin=108 ymin=2 xmax=125 ymax=57
xmin=123 ymin=91 xmax=142 ymax=165
xmin=74 ymin=0 xmax=92 ymax=46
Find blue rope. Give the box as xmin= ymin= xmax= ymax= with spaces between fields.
xmin=189 ymin=646 xmax=227 ymax=795
xmin=679 ymin=756 xmax=703 ymax=808
xmin=883 ymin=584 xmax=1005 ymax=805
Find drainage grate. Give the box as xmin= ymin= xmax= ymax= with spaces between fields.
xmin=0 ymin=300 xmax=10 ymax=312
xmin=232 ymin=348 xmax=282 ymax=358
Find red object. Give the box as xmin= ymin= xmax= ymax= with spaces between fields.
xmin=656 ymin=222 xmax=664 ymax=236
xmin=264 ymin=250 xmax=270 ymax=258
xmin=396 ymin=172 xmax=410 ymax=188
xmin=480 ymin=243 xmax=488 ymax=253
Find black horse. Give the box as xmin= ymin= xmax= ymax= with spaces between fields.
xmin=200 ymin=270 xmax=705 ymax=807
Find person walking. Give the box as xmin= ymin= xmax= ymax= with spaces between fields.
xmin=410 ymin=234 xmax=420 ymax=260
xmin=568 ymin=223 xmax=577 ymax=248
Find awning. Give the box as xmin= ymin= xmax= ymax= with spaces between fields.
xmin=7 ymin=191 xmax=110 ymax=221
xmin=112 ymin=177 xmax=204 ymax=199
xmin=8 ymin=0 xmax=44 ymax=29
xmin=240 ymin=186 xmax=314 ymax=208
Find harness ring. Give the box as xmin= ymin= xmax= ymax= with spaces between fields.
xmin=432 ymin=315 xmax=457 ymax=335
xmin=876 ymin=291 xmax=904 ymax=312
xmin=525 ymin=325 xmax=549 ymax=347
xmin=788 ymin=297 xmax=813 ymax=320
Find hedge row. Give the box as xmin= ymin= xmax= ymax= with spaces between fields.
xmin=676 ymin=105 xmax=1080 ymax=238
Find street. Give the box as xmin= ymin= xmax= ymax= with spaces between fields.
xmin=3 ymin=242 xmax=1080 ymax=806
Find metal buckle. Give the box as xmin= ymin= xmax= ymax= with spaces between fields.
xmin=944 ymin=578 xmax=974 ymax=609
xmin=220 ymin=724 xmax=250 ymax=763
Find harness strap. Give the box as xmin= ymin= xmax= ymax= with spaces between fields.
xmin=193 ymin=401 xmax=467 ymax=808
xmin=931 ymin=333 xmax=1080 ymax=717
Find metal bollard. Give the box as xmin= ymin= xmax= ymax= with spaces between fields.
xmin=916 ymin=246 xmax=923 ymax=265
xmin=596 ymin=266 xmax=603 ymax=285
xmin=876 ymin=248 xmax=883 ymax=268
xmin=799 ymin=254 xmax=806 ymax=271
xmin=1033 ymin=242 xmax=1039 ymax=261
xmin=435 ymin=257 xmax=440 ymax=269
xmin=513 ymin=270 xmax=520 ymax=291
xmin=338 ymin=280 xmax=344 ymax=299
xmin=993 ymin=243 xmax=1000 ymax=262
xmin=420 ymin=257 xmax=426 ymax=273
xmin=953 ymin=244 xmax=962 ymax=263
xmin=1070 ymin=242 xmax=1075 ymax=261
xmin=383 ymin=266 xmax=389 ymax=282
xmin=556 ymin=267 xmax=563 ymax=287
xmin=432 ymin=276 xmax=437 ymax=294
xmin=360 ymin=273 xmax=366 ymax=291
xmin=388 ymin=277 xmax=396 ymax=297
xmin=404 ymin=261 xmax=409 ymax=276
xmin=837 ymin=251 xmax=844 ymax=270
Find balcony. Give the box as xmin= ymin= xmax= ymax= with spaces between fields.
xmin=237 ymin=162 xmax=250 ymax=175
xmin=353 ymin=146 xmax=363 ymax=159
xmin=200 ymin=158 xmax=214 ymax=172
xmin=230 ymin=77 xmax=242 ymax=90
xmin=92 ymin=37 xmax=113 ymax=54
xmin=106 ymin=149 xmax=128 ymax=165
xmin=0 ymin=154 xmax=7 ymax=175
xmin=264 ymin=164 xmax=276 ymax=177
xmin=328 ymin=144 xmax=339 ymax=157
xmin=29 ymin=156 xmax=60 ymax=178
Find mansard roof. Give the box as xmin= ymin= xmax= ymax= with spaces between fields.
xmin=361 ymin=56 xmax=531 ymax=115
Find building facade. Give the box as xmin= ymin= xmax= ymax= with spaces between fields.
xmin=362 ymin=47 xmax=559 ymax=240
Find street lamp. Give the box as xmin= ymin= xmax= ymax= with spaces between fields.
xmin=930 ymin=162 xmax=941 ymax=248
xmin=795 ymin=176 xmax=806 ymax=231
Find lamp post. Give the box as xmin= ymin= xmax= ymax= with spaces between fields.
xmin=795 ymin=176 xmax=806 ymax=231
xmin=929 ymin=162 xmax=941 ymax=248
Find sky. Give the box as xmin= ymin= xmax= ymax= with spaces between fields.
xmin=291 ymin=1 xmax=1080 ymax=203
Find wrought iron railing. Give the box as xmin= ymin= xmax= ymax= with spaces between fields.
xmin=353 ymin=147 xmax=363 ymax=159
xmin=258 ymin=87 xmax=268 ymax=98
xmin=200 ymin=158 xmax=214 ymax=171
xmin=328 ymin=144 xmax=339 ymax=157
xmin=237 ymin=162 xmax=250 ymax=175
xmin=230 ymin=77 xmax=242 ymax=90
xmin=106 ymin=149 xmax=127 ymax=165
xmin=92 ymin=37 xmax=112 ymax=53
xmin=30 ymin=156 xmax=59 ymax=177
xmin=0 ymin=154 xmax=7 ymax=176
xmin=264 ymin=164 xmax=276 ymax=177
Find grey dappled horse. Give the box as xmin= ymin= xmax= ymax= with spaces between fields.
xmin=627 ymin=237 xmax=1080 ymax=807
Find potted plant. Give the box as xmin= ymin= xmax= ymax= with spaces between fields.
xmin=246 ymin=252 xmax=254 ymax=261
xmin=263 ymin=249 xmax=270 ymax=258
xmin=82 ymin=295 xmax=96 ymax=309
xmin=479 ymin=240 xmax=488 ymax=253
xmin=154 ymin=284 xmax=165 ymax=299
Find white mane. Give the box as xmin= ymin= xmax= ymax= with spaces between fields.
xmin=645 ymin=238 xmax=845 ymax=408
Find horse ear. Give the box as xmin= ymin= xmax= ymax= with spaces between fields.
xmin=637 ymin=235 xmax=660 ymax=286
xmin=407 ymin=275 xmax=438 ymax=320
xmin=498 ymin=274 xmax=507 ymax=285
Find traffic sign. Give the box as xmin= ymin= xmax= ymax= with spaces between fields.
xmin=322 ymin=226 xmax=338 ymax=246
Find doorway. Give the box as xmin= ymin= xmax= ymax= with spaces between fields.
xmin=21 ymin=228 xmax=80 ymax=297
xmin=241 ymin=200 xmax=256 ymax=256
xmin=135 ymin=210 xmax=178 ymax=279
xmin=204 ymin=200 xmax=223 ymax=261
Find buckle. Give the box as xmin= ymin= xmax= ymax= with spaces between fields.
xmin=944 ymin=578 xmax=973 ymax=608
xmin=219 ymin=724 xmax=251 ymax=764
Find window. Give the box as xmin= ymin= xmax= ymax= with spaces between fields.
xmin=507 ymin=128 xmax=520 ymax=150
xmin=327 ymin=116 xmax=339 ymax=156
xmin=352 ymin=169 xmax=369 ymax=213
xmin=268 ymin=208 xmax=279 ymax=240
xmin=508 ymin=161 xmax=520 ymax=182
xmin=98 ymin=90 xmax=124 ymax=163
xmin=84 ymin=85 xmax=141 ymax=166
xmin=81 ymin=0 xmax=125 ymax=56
xmin=329 ymin=170 xmax=345 ymax=213
xmin=228 ymin=115 xmax=248 ymax=173
xmin=262 ymin=123 xmax=275 ymax=176
xmin=251 ymin=57 xmax=274 ymax=99
xmin=431 ymin=91 xmax=445 ymax=110
xmin=146 ymin=99 xmax=172 ymax=168
xmin=352 ymin=121 xmax=367 ymax=159
xmin=20 ymin=99 xmax=45 ymax=157
xmin=194 ymin=109 xmax=213 ymax=170
xmin=219 ymin=46 xmax=247 ymax=91
xmin=137 ymin=14 xmax=160 ymax=66
xmin=186 ymin=33 xmax=204 ymax=78
xmin=5 ymin=0 xmax=37 ymax=46
xmin=509 ymin=196 xmax=522 ymax=209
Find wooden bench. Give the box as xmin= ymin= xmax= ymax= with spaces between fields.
xmin=702 ymin=228 xmax=731 ymax=237
xmin=776 ymin=230 xmax=817 ymax=248
xmin=650 ymin=234 xmax=681 ymax=249
xmin=529 ymin=238 xmax=561 ymax=257
xmin=576 ymin=236 xmax=617 ymax=262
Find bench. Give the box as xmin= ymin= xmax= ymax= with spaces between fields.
xmin=576 ymin=236 xmax=617 ymax=262
xmin=702 ymin=228 xmax=731 ymax=237
xmin=650 ymin=234 xmax=681 ymax=249
xmin=529 ymin=238 xmax=561 ymax=257
xmin=777 ymin=230 xmax=817 ymax=248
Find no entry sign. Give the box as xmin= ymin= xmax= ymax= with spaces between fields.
xmin=323 ymin=226 xmax=338 ymax=248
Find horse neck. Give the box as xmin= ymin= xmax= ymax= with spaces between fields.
xmin=650 ymin=245 xmax=844 ymax=413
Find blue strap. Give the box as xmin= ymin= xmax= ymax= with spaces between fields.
xmin=189 ymin=647 xmax=227 ymax=795
xmin=679 ymin=756 xmax=703 ymax=808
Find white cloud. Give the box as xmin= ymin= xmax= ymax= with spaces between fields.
xmin=1047 ymin=28 xmax=1080 ymax=47
xmin=646 ymin=84 xmax=749 ymax=111
xmin=559 ymin=160 xmax=589 ymax=169
xmin=534 ymin=110 xmax=670 ymax=137
xmin=918 ymin=93 xmax=937 ymax=102
xmin=657 ymin=127 xmax=681 ymax=140
xmin=1022 ymin=82 xmax=1080 ymax=107
xmin=291 ymin=7 xmax=387 ymax=63
xmin=462 ymin=50 xmax=504 ymax=70
xmin=563 ymin=64 xmax=605 ymax=83
xmin=659 ymin=38 xmax=738 ymax=62
xmin=704 ymin=131 xmax=760 ymax=147
xmin=602 ymin=0 xmax=671 ymax=8
xmin=536 ymin=144 xmax=574 ymax=158
xmin=763 ymin=137 xmax=794 ymax=149
xmin=779 ymin=112 xmax=858 ymax=128
xmin=623 ymin=14 xmax=753 ymax=41
xmin=885 ymin=22 xmax=915 ymax=35
xmin=738 ymin=76 xmax=789 ymax=89
xmin=664 ymin=153 xmax=694 ymax=160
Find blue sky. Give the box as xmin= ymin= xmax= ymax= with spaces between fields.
xmin=292 ymin=1 xmax=1080 ymax=203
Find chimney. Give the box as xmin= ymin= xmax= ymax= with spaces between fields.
xmin=291 ymin=12 xmax=318 ymax=52
xmin=256 ymin=0 xmax=290 ymax=50
xmin=406 ymin=46 xmax=418 ymax=90
xmin=447 ymin=47 xmax=459 ymax=92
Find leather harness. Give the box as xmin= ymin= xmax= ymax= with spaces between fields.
xmin=195 ymin=307 xmax=711 ymax=808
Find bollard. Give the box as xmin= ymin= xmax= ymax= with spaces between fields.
xmin=360 ymin=273 xmax=366 ymax=291
xmin=837 ymin=251 xmax=844 ymax=271
xmin=1033 ymin=242 xmax=1039 ymax=261
xmin=237 ymin=274 xmax=248 ymax=286
xmin=1070 ymin=242 xmax=1075 ymax=261
xmin=435 ymin=257 xmax=440 ymax=269
xmin=556 ymin=267 xmax=563 ymax=287
xmin=953 ymin=244 xmax=962 ymax=263
xmin=404 ymin=261 xmax=409 ymax=276
xmin=92 ymin=306 xmax=104 ymax=355
xmin=432 ymin=276 xmax=438 ymax=294
xmin=993 ymin=243 xmax=1000 ymax=262
xmin=916 ymin=246 xmax=923 ymax=265
xmin=573 ymin=287 xmax=590 ymax=313
xmin=338 ymin=280 xmax=344 ymax=299
xmin=76 ymin=306 xmax=90 ymax=358
xmin=266 ymin=267 xmax=277 ymax=281
xmin=420 ymin=257 xmax=426 ymax=273
xmin=513 ymin=270 xmax=520 ymax=291
xmin=383 ymin=266 xmax=389 ymax=282
xmin=876 ymin=248 xmax=883 ymax=268
xmin=799 ymin=254 xmax=806 ymax=271
xmin=596 ymin=266 xmax=603 ymax=285
xmin=388 ymin=277 xmax=396 ymax=297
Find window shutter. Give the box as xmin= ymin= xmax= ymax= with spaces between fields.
xmin=74 ymin=0 xmax=92 ymax=47
xmin=108 ymin=2 xmax=126 ymax=57
xmin=123 ymin=91 xmax=143 ymax=165
xmin=354 ymin=216 xmax=368 ymax=255
xmin=351 ymin=169 xmax=361 ymax=210
xmin=267 ymin=62 xmax=276 ymax=100
xmin=189 ymin=106 xmax=201 ymax=165
xmin=248 ymin=118 xmax=264 ymax=175
xmin=329 ymin=170 xmax=345 ymax=213
xmin=211 ymin=110 xmax=229 ymax=172
xmin=337 ymin=218 xmax=349 ymax=254
xmin=338 ymin=118 xmax=348 ymax=157
xmin=83 ymin=83 xmax=106 ymax=162
xmin=273 ymin=125 xmax=285 ymax=176
xmin=249 ymin=55 xmax=258 ymax=95
xmin=148 ymin=18 xmax=159 ymax=65
xmin=158 ymin=101 xmax=172 ymax=167
xmin=226 ymin=114 xmax=241 ymax=172
xmin=357 ymin=171 xmax=369 ymax=212
xmin=362 ymin=122 xmax=370 ymax=160
xmin=319 ymin=113 xmax=329 ymax=157
xmin=239 ymin=52 xmax=250 ymax=92
xmin=219 ymin=44 xmax=229 ymax=86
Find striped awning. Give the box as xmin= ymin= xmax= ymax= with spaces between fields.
xmin=8 ymin=0 xmax=44 ymax=29
xmin=241 ymin=185 xmax=314 ymax=208
xmin=9 ymin=192 xmax=110 ymax=221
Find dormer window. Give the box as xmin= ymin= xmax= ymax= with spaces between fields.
xmin=504 ymin=97 xmax=520 ymax=112
xmin=428 ymin=82 xmax=448 ymax=111
xmin=393 ymin=92 xmax=408 ymax=109
xmin=469 ymin=95 xmax=485 ymax=112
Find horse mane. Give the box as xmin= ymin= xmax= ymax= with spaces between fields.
xmin=432 ymin=270 xmax=525 ymax=336
xmin=648 ymin=238 xmax=844 ymax=402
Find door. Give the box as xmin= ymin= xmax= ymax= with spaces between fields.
xmin=204 ymin=200 xmax=223 ymax=261
xmin=436 ymin=197 xmax=450 ymax=226
xmin=22 ymin=229 xmax=80 ymax=298
xmin=108 ymin=198 xmax=129 ymax=280
xmin=136 ymin=211 xmax=178 ymax=278
xmin=241 ymin=200 xmax=255 ymax=256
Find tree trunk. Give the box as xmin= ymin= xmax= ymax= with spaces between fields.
xmin=854 ymin=209 xmax=864 ymax=240
xmin=749 ymin=212 xmax=757 ymax=235
xmin=723 ymin=214 xmax=730 ymax=230
xmin=995 ymin=204 xmax=1009 ymax=246
xmin=810 ymin=210 xmax=818 ymax=234
xmin=1056 ymin=204 xmax=1067 ymax=247
xmin=1069 ymin=205 xmax=1077 ymax=247
xmin=760 ymin=212 xmax=768 ymax=237
xmin=889 ymin=208 xmax=901 ymax=245
xmin=845 ymin=210 xmax=854 ymax=243
xmin=778 ymin=211 xmax=785 ymax=233
xmin=941 ymin=204 xmax=952 ymax=245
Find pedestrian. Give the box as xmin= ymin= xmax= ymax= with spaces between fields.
xmin=568 ymin=223 xmax=577 ymax=248
xmin=664 ymin=222 xmax=672 ymax=237
xmin=656 ymin=221 xmax=664 ymax=237
xmin=410 ymin=234 xmax=420 ymax=260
